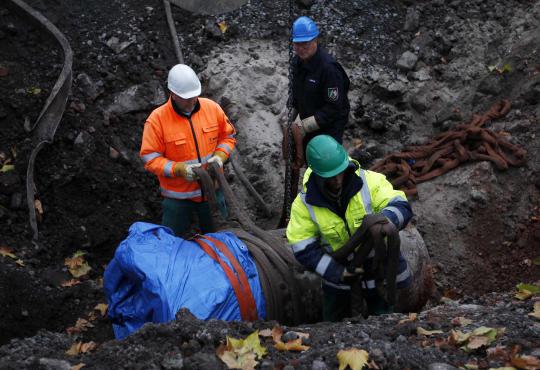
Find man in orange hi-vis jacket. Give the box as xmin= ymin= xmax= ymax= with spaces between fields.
xmin=140 ymin=64 xmax=236 ymax=236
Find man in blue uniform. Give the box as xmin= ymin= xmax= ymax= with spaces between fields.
xmin=286 ymin=16 xmax=351 ymax=170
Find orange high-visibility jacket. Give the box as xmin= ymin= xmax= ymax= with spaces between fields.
xmin=140 ymin=97 xmax=236 ymax=202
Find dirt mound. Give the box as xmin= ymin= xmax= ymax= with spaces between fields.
xmin=0 ymin=0 xmax=539 ymax=367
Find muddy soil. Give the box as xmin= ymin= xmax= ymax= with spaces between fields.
xmin=0 ymin=0 xmax=539 ymax=367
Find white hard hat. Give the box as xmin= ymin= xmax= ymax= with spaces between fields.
xmin=167 ymin=64 xmax=201 ymax=99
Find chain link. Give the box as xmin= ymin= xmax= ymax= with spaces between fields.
xmin=278 ymin=0 xmax=296 ymax=228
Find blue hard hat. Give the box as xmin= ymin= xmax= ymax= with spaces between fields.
xmin=292 ymin=16 xmax=319 ymax=42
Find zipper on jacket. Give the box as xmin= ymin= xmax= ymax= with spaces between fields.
xmin=187 ymin=117 xmax=202 ymax=163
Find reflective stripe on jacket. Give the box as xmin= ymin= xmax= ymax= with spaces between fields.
xmin=286 ymin=160 xmax=413 ymax=290
xmin=140 ymin=97 xmax=236 ymax=201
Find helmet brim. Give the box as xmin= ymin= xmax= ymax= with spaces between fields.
xmin=173 ymin=86 xmax=201 ymax=99
xmin=292 ymin=35 xmax=318 ymax=43
xmin=316 ymin=159 xmax=350 ymax=178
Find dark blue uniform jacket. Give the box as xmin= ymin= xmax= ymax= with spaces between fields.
xmin=292 ymin=47 xmax=350 ymax=148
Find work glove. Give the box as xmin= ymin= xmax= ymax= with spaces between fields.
xmin=294 ymin=115 xmax=319 ymax=135
xmin=207 ymin=151 xmax=228 ymax=168
xmin=173 ymin=162 xmax=201 ymax=182
xmin=341 ymin=266 xmax=364 ymax=283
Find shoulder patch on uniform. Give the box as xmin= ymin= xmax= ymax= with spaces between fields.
xmin=328 ymin=87 xmax=339 ymax=101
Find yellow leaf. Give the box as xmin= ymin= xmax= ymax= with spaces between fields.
xmin=274 ymin=338 xmax=310 ymax=352
xmin=218 ymin=21 xmax=228 ymax=34
xmin=71 ymin=363 xmax=86 ymax=370
xmin=500 ymin=64 xmax=512 ymax=73
xmin=34 ymin=199 xmax=43 ymax=215
xmin=488 ymin=367 xmax=516 ymax=370
xmin=15 ymin=259 xmax=25 ymax=267
xmin=216 ymin=331 xmax=267 ymax=369
xmin=65 ymin=342 xmax=96 ymax=356
xmin=517 ymin=283 xmax=540 ymax=293
xmin=417 ymin=327 xmax=444 ymax=336
xmin=0 ymin=164 xmax=14 ymax=172
xmin=515 ymin=289 xmax=533 ymax=300
xmin=529 ymin=302 xmax=540 ymax=320
xmin=66 ymin=342 xmax=83 ymax=356
xmin=0 ymin=246 xmax=17 ymax=259
xmin=94 ymin=303 xmax=108 ymax=317
xmin=65 ymin=252 xmax=92 ymax=278
xmin=73 ymin=250 xmax=87 ymax=258
xmin=471 ymin=326 xmax=498 ymax=341
xmin=28 ymin=87 xmax=42 ymax=95
xmin=337 ymin=348 xmax=369 ymax=370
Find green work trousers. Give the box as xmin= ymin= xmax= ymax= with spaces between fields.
xmin=162 ymin=198 xmax=215 ymax=237
xmin=322 ymin=288 xmax=394 ymax=322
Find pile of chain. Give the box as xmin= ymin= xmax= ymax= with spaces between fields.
xmin=370 ymin=100 xmax=527 ymax=196
xmin=195 ymin=164 xmax=303 ymax=325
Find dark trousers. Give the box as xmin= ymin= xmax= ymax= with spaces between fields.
xmin=322 ymin=288 xmax=394 ymax=322
xmin=162 ymin=198 xmax=215 ymax=237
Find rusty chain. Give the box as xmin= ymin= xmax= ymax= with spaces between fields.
xmin=277 ymin=0 xmax=297 ymax=228
xmin=370 ymin=100 xmax=527 ymax=196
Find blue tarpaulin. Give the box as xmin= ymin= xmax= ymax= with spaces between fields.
xmin=104 ymin=222 xmax=266 ymax=339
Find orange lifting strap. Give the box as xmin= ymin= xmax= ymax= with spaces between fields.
xmin=193 ymin=235 xmax=258 ymax=321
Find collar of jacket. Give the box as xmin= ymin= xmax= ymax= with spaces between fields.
xmin=305 ymin=161 xmax=363 ymax=217
xmin=295 ymin=47 xmax=323 ymax=72
xmin=170 ymin=97 xmax=201 ymax=118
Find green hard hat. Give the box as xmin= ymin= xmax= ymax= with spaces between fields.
xmin=306 ymin=135 xmax=349 ymax=178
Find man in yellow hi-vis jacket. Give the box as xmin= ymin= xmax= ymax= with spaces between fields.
xmin=286 ymin=135 xmax=413 ymax=321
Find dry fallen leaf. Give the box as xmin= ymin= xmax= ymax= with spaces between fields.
xmin=528 ymin=302 xmax=540 ymax=320
xmin=0 ymin=246 xmax=17 ymax=259
xmin=448 ymin=330 xmax=471 ymax=345
xmin=337 ymin=348 xmax=369 ymax=370
xmin=398 ymin=313 xmax=417 ymax=324
xmin=274 ymin=338 xmax=310 ymax=352
xmin=34 ymin=199 xmax=43 ymax=215
xmin=417 ymin=327 xmax=444 ymax=336
xmin=511 ymin=354 xmax=540 ymax=370
xmin=94 ymin=303 xmax=108 ymax=317
xmin=515 ymin=283 xmax=540 ymax=300
xmin=216 ymin=331 xmax=267 ymax=370
xmin=61 ymin=279 xmax=82 ymax=287
xmin=466 ymin=335 xmax=490 ymax=350
xmin=65 ymin=251 xmax=92 ymax=278
xmin=71 ymin=363 xmax=86 ymax=370
xmin=65 ymin=341 xmax=97 ymax=356
xmin=66 ymin=318 xmax=94 ymax=335
xmin=0 ymin=164 xmax=14 ymax=173
xmin=217 ymin=21 xmax=228 ymax=34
